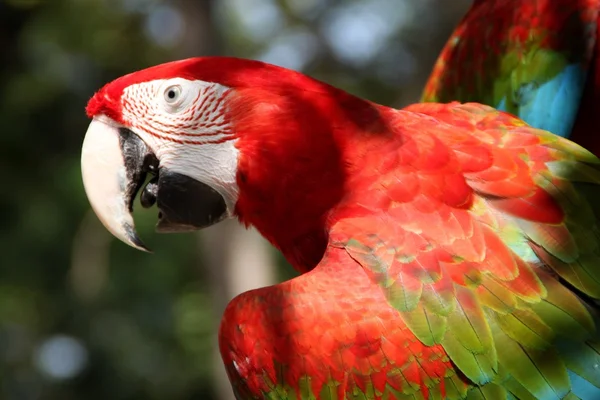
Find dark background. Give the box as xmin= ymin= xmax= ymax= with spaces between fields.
xmin=0 ymin=0 xmax=471 ymax=398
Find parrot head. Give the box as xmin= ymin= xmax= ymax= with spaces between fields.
xmin=81 ymin=57 xmax=378 ymax=268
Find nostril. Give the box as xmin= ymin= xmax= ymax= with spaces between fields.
xmin=140 ymin=177 xmax=158 ymax=208
xmin=144 ymin=153 xmax=159 ymax=174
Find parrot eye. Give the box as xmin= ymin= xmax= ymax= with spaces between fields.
xmin=163 ymin=85 xmax=182 ymax=104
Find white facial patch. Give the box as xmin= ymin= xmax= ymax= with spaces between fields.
xmin=120 ymin=78 xmax=240 ymax=215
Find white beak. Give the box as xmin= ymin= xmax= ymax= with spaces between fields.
xmin=81 ymin=117 xmax=149 ymax=251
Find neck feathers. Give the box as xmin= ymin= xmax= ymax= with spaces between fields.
xmin=229 ymin=83 xmax=390 ymax=271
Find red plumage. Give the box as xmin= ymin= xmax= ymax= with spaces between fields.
xmin=86 ymin=57 xmax=600 ymax=399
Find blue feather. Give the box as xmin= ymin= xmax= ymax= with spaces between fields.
xmin=495 ymin=63 xmax=587 ymax=138
xmin=568 ymin=370 xmax=600 ymax=399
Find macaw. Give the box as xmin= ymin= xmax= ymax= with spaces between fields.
xmin=422 ymin=0 xmax=600 ymax=155
xmin=81 ymin=57 xmax=600 ymax=399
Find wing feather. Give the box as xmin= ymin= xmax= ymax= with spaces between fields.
xmin=328 ymin=102 xmax=600 ymax=398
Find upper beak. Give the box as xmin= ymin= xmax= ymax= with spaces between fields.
xmin=81 ymin=117 xmax=228 ymax=251
xmin=81 ymin=118 xmax=152 ymax=251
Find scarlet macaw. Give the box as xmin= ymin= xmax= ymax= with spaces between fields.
xmin=81 ymin=57 xmax=600 ymax=399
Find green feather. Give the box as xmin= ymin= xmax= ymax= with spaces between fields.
xmin=447 ymin=286 xmax=495 ymax=356
xmin=318 ymin=381 xmax=339 ymax=400
xmin=464 ymin=387 xmax=485 ymax=400
xmin=476 ymin=278 xmax=518 ymax=314
xmin=543 ymin=137 xmax=600 ymax=165
xmin=345 ymin=239 xmax=389 ymax=276
xmin=344 ymin=238 xmax=427 ymax=313
xmin=490 ymin=317 xmax=570 ymax=400
xmin=495 ymin=309 xmax=554 ymax=350
xmin=503 ymin=375 xmax=538 ymax=400
xmin=421 ymin=281 xmax=456 ymax=316
xmin=546 ymin=160 xmax=600 ymax=184
xmin=385 ymin=274 xmax=423 ymax=312
xmin=531 ymin=274 xmax=596 ymax=339
xmin=540 ymin=252 xmax=600 ymax=299
xmin=399 ymin=302 xmax=446 ymax=346
xmin=384 ymin=371 xmax=418 ymax=400
xmin=444 ymin=373 xmax=469 ymax=400
xmin=425 ymin=384 xmax=443 ymax=400
xmin=442 ymin=328 xmax=497 ymax=386
xmin=466 ymin=382 xmax=506 ymax=400
xmin=441 ymin=286 xmax=497 ymax=385
xmin=517 ymin=219 xmax=577 ymax=263
xmin=384 ymin=387 xmax=423 ymax=400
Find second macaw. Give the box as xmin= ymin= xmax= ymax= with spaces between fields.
xmin=80 ymin=57 xmax=600 ymax=399
xmin=423 ymin=0 xmax=600 ymax=155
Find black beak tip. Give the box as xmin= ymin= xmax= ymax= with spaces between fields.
xmin=124 ymin=224 xmax=152 ymax=253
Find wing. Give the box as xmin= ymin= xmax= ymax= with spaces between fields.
xmin=327 ymin=102 xmax=600 ymax=399
xmin=219 ymin=103 xmax=600 ymax=400
xmin=422 ymin=0 xmax=599 ymax=139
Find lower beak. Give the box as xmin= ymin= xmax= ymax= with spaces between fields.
xmin=80 ymin=117 xmax=228 ymax=251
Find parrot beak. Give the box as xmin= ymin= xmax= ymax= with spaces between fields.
xmin=81 ymin=117 xmax=152 ymax=251
xmin=81 ymin=117 xmax=228 ymax=251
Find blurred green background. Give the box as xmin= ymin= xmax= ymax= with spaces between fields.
xmin=0 ymin=0 xmax=471 ymax=398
